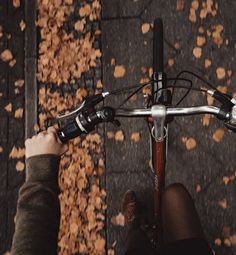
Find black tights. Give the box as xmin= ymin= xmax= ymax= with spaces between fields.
xmin=124 ymin=183 xmax=213 ymax=255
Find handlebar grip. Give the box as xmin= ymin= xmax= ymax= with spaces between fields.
xmin=57 ymin=120 xmax=84 ymax=143
xmin=153 ymin=18 xmax=164 ymax=73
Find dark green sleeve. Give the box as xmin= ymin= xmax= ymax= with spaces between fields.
xmin=11 ymin=154 xmax=61 ymax=255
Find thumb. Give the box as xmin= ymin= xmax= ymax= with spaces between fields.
xmin=60 ymin=144 xmax=69 ymax=155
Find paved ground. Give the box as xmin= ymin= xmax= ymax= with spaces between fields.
xmin=0 ymin=1 xmax=236 ymax=255
xmin=0 ymin=1 xmax=26 ymax=253
xmin=102 ymin=0 xmax=236 ymax=254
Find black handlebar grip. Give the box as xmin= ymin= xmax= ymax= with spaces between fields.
xmin=57 ymin=120 xmax=84 ymax=144
xmin=153 ymin=18 xmax=164 ymax=73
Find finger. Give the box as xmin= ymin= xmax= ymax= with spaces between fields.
xmin=25 ymin=138 xmax=31 ymax=147
xmin=37 ymin=131 xmax=47 ymax=138
xmin=47 ymin=126 xmax=57 ymax=134
xmin=48 ymin=126 xmax=64 ymax=144
xmin=60 ymin=144 xmax=69 ymax=155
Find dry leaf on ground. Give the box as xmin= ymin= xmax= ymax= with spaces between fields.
xmin=214 ymin=238 xmax=222 ymax=246
xmin=9 ymin=59 xmax=16 ymax=67
xmin=5 ymin=103 xmax=13 ymax=112
xmin=9 ymin=146 xmax=25 ymax=158
xmin=107 ymin=131 xmax=114 ymax=139
xmin=16 ymin=161 xmax=25 ymax=171
xmin=115 ymin=130 xmax=124 ymax=141
xmin=19 ymin=20 xmax=26 ymax=31
xmin=15 ymin=79 xmax=24 ymax=87
xmin=213 ymin=128 xmax=225 ymax=142
xmin=197 ymin=36 xmax=206 ymax=46
xmin=216 ymin=67 xmax=226 ymax=79
xmin=131 ymin=132 xmax=141 ymax=142
xmin=202 ymin=114 xmax=211 ymax=126
xmin=168 ymin=58 xmax=174 ymax=67
xmin=196 ymin=184 xmax=201 ymax=193
xmin=185 ymin=137 xmax=197 ymax=150
xmin=224 ymin=238 xmax=231 ymax=247
xmin=205 ymin=59 xmax=212 ymax=68
xmin=193 ymin=47 xmax=202 ymax=58
xmin=0 ymin=49 xmax=13 ymax=62
xmin=14 ymin=108 xmax=24 ymax=118
xmin=13 ymin=0 xmax=20 ymax=8
xmin=114 ymin=65 xmax=126 ymax=78
xmin=218 ymin=198 xmax=227 ymax=209
xmin=141 ymin=23 xmax=150 ymax=34
xmin=111 ymin=212 xmax=125 ymax=226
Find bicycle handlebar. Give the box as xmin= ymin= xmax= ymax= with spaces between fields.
xmin=115 ymin=106 xmax=223 ymax=117
xmin=57 ymin=100 xmax=236 ymax=143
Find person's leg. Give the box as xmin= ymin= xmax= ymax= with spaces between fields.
xmin=122 ymin=190 xmax=155 ymax=255
xmin=161 ymin=183 xmax=213 ymax=255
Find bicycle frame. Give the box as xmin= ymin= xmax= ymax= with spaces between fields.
xmin=151 ymin=18 xmax=167 ymax=244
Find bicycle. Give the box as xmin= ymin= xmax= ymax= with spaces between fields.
xmin=55 ymin=18 xmax=236 ymax=248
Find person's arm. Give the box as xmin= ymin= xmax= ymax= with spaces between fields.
xmin=11 ymin=127 xmax=68 ymax=255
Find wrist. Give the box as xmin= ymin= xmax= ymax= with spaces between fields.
xmin=26 ymin=154 xmax=61 ymax=183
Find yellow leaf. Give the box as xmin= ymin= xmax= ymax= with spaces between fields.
xmin=114 ymin=65 xmax=126 ymax=78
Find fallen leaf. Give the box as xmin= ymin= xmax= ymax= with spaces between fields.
xmin=19 ymin=20 xmax=26 ymax=31
xmin=196 ymin=184 xmax=201 ymax=193
xmin=14 ymin=108 xmax=24 ymax=118
xmin=9 ymin=59 xmax=16 ymax=67
xmin=96 ymin=80 xmax=103 ymax=89
xmin=115 ymin=130 xmax=124 ymax=141
xmin=205 ymin=59 xmax=212 ymax=68
xmin=207 ymin=94 xmax=214 ymax=106
xmin=217 ymin=85 xmax=227 ymax=94
xmin=114 ymin=65 xmax=126 ymax=78
xmin=197 ymin=36 xmax=206 ymax=46
xmin=193 ymin=47 xmax=202 ymax=58
xmin=223 ymin=176 xmax=230 ymax=185
xmin=230 ymin=235 xmax=236 ymax=246
xmin=0 ymin=49 xmax=13 ymax=62
xmin=5 ymin=103 xmax=13 ymax=112
xmin=216 ymin=67 xmax=226 ymax=79
xmin=111 ymin=212 xmax=125 ymax=226
xmin=213 ymin=128 xmax=225 ymax=142
xmin=174 ymin=42 xmax=181 ymax=50
xmin=202 ymin=114 xmax=211 ymax=126
xmin=107 ymin=131 xmax=114 ymax=139
xmin=9 ymin=146 xmax=25 ymax=158
xmin=198 ymin=26 xmax=205 ymax=34
xmin=111 ymin=58 xmax=116 ymax=65
xmin=15 ymin=79 xmax=24 ymax=87
xmin=189 ymin=7 xmax=197 ymax=23
xmin=214 ymin=238 xmax=222 ymax=246
xmin=212 ymin=24 xmax=224 ymax=46
xmin=185 ymin=137 xmax=197 ymax=150
xmin=141 ymin=23 xmax=150 ymax=34
xmin=224 ymin=238 xmax=231 ymax=247
xmin=168 ymin=58 xmax=174 ymax=67
xmin=16 ymin=161 xmax=25 ymax=171
xmin=192 ymin=0 xmax=199 ymax=10
xmin=218 ymin=198 xmax=227 ymax=209
xmin=79 ymin=4 xmax=91 ymax=17
xmin=13 ymin=0 xmax=20 ymax=8
xmin=108 ymin=249 xmax=115 ymax=255
xmin=74 ymin=19 xmax=85 ymax=32
xmin=131 ymin=132 xmax=141 ymax=142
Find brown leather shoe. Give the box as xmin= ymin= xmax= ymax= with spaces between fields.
xmin=122 ymin=190 xmax=139 ymax=225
